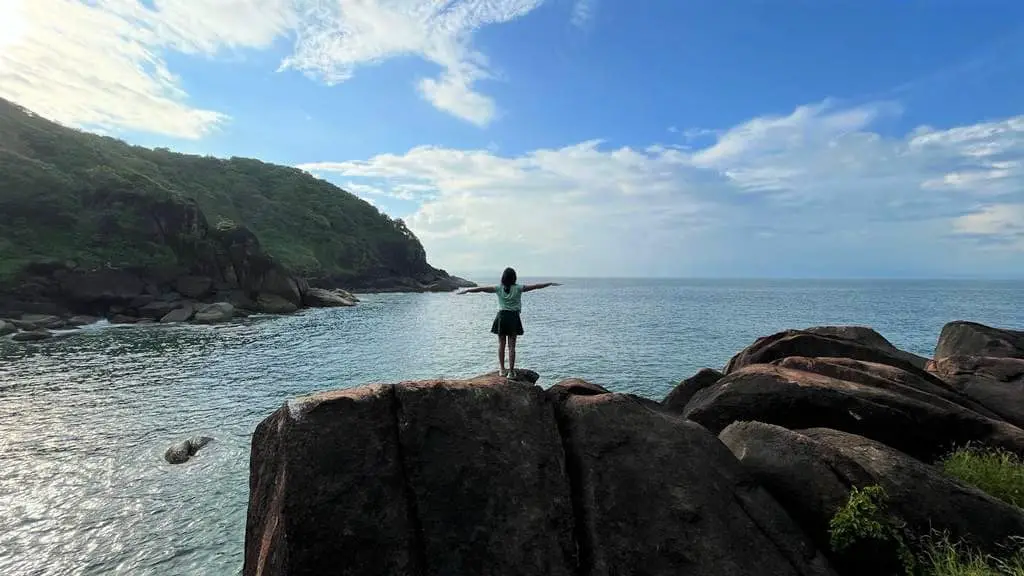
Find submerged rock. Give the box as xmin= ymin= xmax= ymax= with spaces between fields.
xmin=12 ymin=329 xmax=52 ymax=342
xmin=0 ymin=320 xmax=15 ymax=336
xmin=164 ymin=436 xmax=214 ymax=464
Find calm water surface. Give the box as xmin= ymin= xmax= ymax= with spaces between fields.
xmin=1 ymin=279 xmax=1023 ymax=575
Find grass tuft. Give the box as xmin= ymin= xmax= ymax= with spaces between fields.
xmin=939 ymin=445 xmax=1024 ymax=508
xmin=921 ymin=533 xmax=1024 ymax=576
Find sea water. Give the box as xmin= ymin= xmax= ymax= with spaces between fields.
xmin=1 ymin=278 xmax=1023 ymax=575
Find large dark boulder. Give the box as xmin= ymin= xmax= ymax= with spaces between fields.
xmin=720 ymin=422 xmax=1024 ymax=564
xmin=684 ymin=364 xmax=1024 ymax=461
xmin=662 ymin=368 xmax=724 ymax=413
xmin=395 ymin=376 xmax=576 ymax=576
xmin=244 ymin=385 xmax=418 ymax=576
xmin=929 ymin=355 xmax=1024 ymax=429
xmin=557 ymin=392 xmax=836 ymax=576
xmin=724 ymin=329 xmax=927 ymax=377
xmin=244 ymin=376 xmax=578 ymax=576
xmin=934 ymin=321 xmax=1024 ymax=360
xmin=773 ymin=356 xmax=1002 ymax=420
xmin=801 ymin=326 xmax=928 ymax=369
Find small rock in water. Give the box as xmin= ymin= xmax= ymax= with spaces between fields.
xmin=0 ymin=320 xmax=15 ymax=336
xmin=164 ymin=436 xmax=215 ymax=464
xmin=12 ymin=329 xmax=53 ymax=342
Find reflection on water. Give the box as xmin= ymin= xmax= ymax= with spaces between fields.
xmin=1 ymin=280 xmax=1022 ymax=575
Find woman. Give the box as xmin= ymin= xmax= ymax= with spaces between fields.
xmin=458 ymin=267 xmax=560 ymax=378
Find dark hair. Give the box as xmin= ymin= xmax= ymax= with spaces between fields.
xmin=500 ymin=267 xmax=517 ymax=294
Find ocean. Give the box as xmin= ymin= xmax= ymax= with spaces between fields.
xmin=1 ymin=278 xmax=1023 ymax=575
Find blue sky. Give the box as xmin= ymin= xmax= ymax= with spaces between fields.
xmin=2 ymin=1 xmax=1024 ymax=279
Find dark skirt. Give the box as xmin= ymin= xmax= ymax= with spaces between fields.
xmin=491 ymin=310 xmax=524 ymax=336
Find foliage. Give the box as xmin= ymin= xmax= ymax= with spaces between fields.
xmin=0 ymin=98 xmax=435 ymax=283
xmin=920 ymin=533 xmax=1024 ymax=576
xmin=829 ymin=484 xmax=917 ymax=575
xmin=940 ymin=444 xmax=1024 ymax=508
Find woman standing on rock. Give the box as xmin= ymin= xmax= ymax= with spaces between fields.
xmin=457 ymin=267 xmax=560 ymax=378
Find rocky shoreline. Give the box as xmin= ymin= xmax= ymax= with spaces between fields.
xmin=243 ymin=320 xmax=1024 ymax=576
xmin=0 ymin=261 xmax=476 ymax=342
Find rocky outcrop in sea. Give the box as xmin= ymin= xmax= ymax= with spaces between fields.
xmin=242 ymin=320 xmax=1024 ymax=576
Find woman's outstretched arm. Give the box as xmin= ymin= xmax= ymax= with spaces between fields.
xmin=457 ymin=285 xmax=498 ymax=294
xmin=523 ymin=282 xmax=561 ymax=292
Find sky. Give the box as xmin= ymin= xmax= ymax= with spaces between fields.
xmin=2 ymin=1 xmax=1024 ymax=279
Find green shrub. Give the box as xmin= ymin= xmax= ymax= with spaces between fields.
xmin=940 ymin=445 xmax=1024 ymax=508
xmin=829 ymin=484 xmax=917 ymax=575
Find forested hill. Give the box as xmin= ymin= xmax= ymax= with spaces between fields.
xmin=0 ymin=98 xmax=467 ymax=297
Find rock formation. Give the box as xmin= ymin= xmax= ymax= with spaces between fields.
xmin=243 ymin=320 xmax=1024 ymax=576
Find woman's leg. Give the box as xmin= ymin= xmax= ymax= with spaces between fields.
xmin=508 ymin=335 xmax=517 ymax=372
xmin=498 ymin=335 xmax=507 ymax=374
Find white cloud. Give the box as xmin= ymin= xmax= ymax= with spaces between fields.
xmin=300 ymin=101 xmax=1024 ymax=276
xmin=0 ymin=0 xmax=544 ymax=136
xmin=952 ymin=204 xmax=1024 ymax=250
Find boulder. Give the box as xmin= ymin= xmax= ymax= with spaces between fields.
xmin=174 ymin=275 xmax=213 ymax=299
xmin=59 ymin=269 xmax=145 ymax=303
xmin=303 ymin=287 xmax=357 ymax=307
xmin=683 ymin=364 xmax=1024 ymax=462
xmin=137 ymin=299 xmax=184 ymax=319
xmin=244 ymin=376 xmax=577 ymax=576
xmin=556 ymin=392 xmax=836 ymax=576
xmin=720 ymin=422 xmax=1024 ymax=562
xmin=257 ymin=293 xmax=299 ymax=315
xmin=934 ymin=321 xmax=1024 ymax=360
xmin=478 ymin=368 xmax=541 ymax=384
xmin=724 ymin=329 xmax=928 ymax=378
xmin=662 ymin=367 xmax=724 ymax=413
xmin=0 ymin=320 xmax=15 ymax=336
xmin=66 ymin=315 xmax=100 ymax=327
xmin=546 ymin=378 xmax=611 ymax=403
xmin=160 ymin=304 xmax=195 ymax=323
xmin=164 ymin=436 xmax=214 ymax=464
xmin=14 ymin=314 xmax=63 ymax=330
xmin=929 ymin=355 xmax=1024 ymax=429
xmin=802 ymin=326 xmax=928 ymax=369
xmin=110 ymin=314 xmax=139 ymax=324
xmin=395 ymin=376 xmax=576 ymax=576
xmin=773 ymin=356 xmax=1001 ymax=420
xmin=12 ymin=329 xmax=52 ymax=342
xmin=193 ymin=302 xmax=235 ymax=324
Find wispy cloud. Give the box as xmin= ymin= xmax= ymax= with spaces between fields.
xmin=0 ymin=0 xmax=544 ymax=136
xmin=300 ymin=100 xmax=1024 ymax=276
xmin=570 ymin=0 xmax=595 ymax=30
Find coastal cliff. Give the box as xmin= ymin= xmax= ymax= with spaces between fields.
xmin=243 ymin=320 xmax=1024 ymax=576
xmin=0 ymin=98 xmax=474 ymax=330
